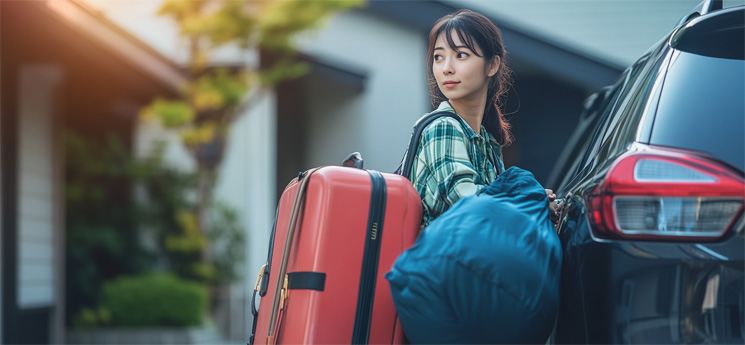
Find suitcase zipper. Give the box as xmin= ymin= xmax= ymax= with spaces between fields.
xmin=351 ymin=171 xmax=387 ymax=344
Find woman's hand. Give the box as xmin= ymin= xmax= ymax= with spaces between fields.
xmin=546 ymin=189 xmax=560 ymax=226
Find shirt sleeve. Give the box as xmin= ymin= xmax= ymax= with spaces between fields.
xmin=418 ymin=118 xmax=487 ymax=207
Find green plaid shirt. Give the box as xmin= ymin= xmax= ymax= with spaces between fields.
xmin=409 ymin=102 xmax=505 ymax=227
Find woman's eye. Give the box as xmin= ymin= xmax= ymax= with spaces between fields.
xmin=457 ymin=52 xmax=469 ymax=58
xmin=434 ymin=55 xmax=443 ymax=61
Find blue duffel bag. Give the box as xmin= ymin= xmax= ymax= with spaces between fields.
xmin=385 ymin=167 xmax=562 ymax=344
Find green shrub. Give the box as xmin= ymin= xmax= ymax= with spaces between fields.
xmin=101 ymin=273 xmax=207 ymax=327
xmin=72 ymin=307 xmax=112 ymax=330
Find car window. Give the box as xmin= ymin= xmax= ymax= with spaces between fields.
xmin=555 ymin=125 xmax=595 ymax=191
xmin=556 ymin=83 xmax=621 ymax=189
xmin=597 ymin=49 xmax=671 ymax=159
xmin=575 ymin=57 xmax=647 ymax=173
xmin=573 ymin=83 xmax=622 ymax=172
xmin=650 ymin=51 xmax=745 ymax=172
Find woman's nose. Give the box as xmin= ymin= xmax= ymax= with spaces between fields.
xmin=442 ymin=58 xmax=454 ymax=74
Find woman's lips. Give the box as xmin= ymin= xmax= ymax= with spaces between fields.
xmin=443 ymin=81 xmax=460 ymax=88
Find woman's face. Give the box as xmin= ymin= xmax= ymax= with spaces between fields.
xmin=432 ymin=31 xmax=499 ymax=104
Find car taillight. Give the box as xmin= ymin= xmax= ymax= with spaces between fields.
xmin=585 ymin=145 xmax=744 ymax=241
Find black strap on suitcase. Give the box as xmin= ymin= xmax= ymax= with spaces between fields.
xmin=351 ymin=171 xmax=387 ymax=344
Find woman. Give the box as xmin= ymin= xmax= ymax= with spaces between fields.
xmin=407 ymin=9 xmax=559 ymax=227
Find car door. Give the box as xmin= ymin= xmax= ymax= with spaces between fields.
xmin=551 ymin=42 xmax=676 ymax=343
xmin=550 ymin=71 xmax=628 ymax=343
xmin=550 ymin=54 xmax=654 ymax=344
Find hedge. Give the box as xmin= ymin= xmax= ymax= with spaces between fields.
xmin=101 ymin=273 xmax=207 ymax=327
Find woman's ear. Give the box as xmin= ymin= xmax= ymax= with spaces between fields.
xmin=487 ymin=56 xmax=501 ymax=77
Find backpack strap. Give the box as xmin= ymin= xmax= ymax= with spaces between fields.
xmin=395 ymin=111 xmax=502 ymax=180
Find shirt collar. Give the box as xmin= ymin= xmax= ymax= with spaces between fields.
xmin=438 ymin=101 xmax=495 ymax=143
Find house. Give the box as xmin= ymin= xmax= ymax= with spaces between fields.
xmin=0 ymin=0 xmax=185 ymax=342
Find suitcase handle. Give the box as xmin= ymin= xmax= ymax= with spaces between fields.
xmin=254 ymin=264 xmax=266 ymax=292
xmin=249 ymin=264 xmax=267 ymax=345
xmin=342 ymin=151 xmax=364 ymax=169
xmin=267 ymin=168 xmax=319 ymax=345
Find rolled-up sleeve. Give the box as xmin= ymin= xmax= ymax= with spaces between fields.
xmin=419 ymin=118 xmax=487 ymax=207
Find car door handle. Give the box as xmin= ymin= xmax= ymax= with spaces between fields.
xmin=555 ymin=192 xmax=573 ymax=233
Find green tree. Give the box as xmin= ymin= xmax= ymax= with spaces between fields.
xmin=140 ymin=0 xmax=363 ymax=277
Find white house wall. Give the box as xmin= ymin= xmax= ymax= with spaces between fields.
xmin=305 ymin=75 xmax=365 ymax=167
xmin=297 ymin=10 xmax=429 ymax=171
xmin=16 ymin=65 xmax=62 ymax=309
xmin=213 ymin=89 xmax=276 ymax=340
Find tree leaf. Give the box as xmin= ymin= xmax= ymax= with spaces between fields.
xmin=140 ymin=99 xmax=195 ymax=128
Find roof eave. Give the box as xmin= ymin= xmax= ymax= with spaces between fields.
xmin=365 ymin=0 xmax=625 ymax=90
xmin=44 ymin=0 xmax=187 ymax=93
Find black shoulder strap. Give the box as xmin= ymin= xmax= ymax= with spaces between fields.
xmin=395 ymin=111 xmax=502 ymax=180
xmin=395 ymin=111 xmax=462 ymax=180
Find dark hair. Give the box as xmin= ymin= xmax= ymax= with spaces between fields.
xmin=426 ymin=9 xmax=513 ymax=146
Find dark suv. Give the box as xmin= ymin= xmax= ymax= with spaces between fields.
xmin=549 ymin=2 xmax=744 ymax=344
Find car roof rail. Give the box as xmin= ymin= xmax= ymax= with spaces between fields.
xmin=678 ymin=0 xmax=723 ymax=26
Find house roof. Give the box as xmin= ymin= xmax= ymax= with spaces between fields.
xmin=43 ymin=0 xmax=186 ymax=93
xmin=365 ymin=0 xmax=625 ymax=91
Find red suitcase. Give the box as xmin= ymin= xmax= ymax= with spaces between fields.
xmin=250 ymin=166 xmax=422 ymax=345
